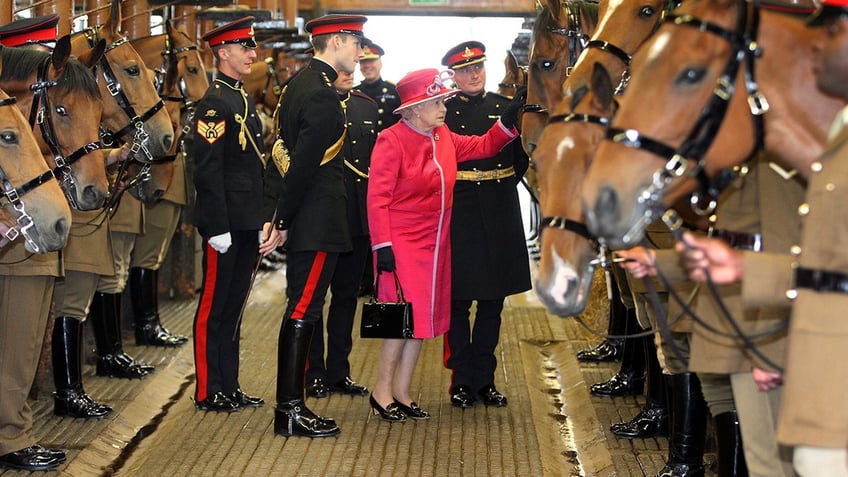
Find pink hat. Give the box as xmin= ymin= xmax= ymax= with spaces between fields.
xmin=393 ymin=68 xmax=458 ymax=114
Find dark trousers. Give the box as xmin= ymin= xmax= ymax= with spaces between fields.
xmin=284 ymin=250 xmax=338 ymax=324
xmin=307 ymin=236 xmax=369 ymax=384
xmin=193 ymin=230 xmax=257 ymax=402
xmin=445 ymin=298 xmax=504 ymax=392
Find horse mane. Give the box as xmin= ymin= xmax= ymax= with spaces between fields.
xmin=0 ymin=46 xmax=100 ymax=98
xmin=533 ymin=0 xmax=601 ymax=42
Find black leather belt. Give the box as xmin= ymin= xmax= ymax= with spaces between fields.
xmin=713 ymin=229 xmax=762 ymax=251
xmin=795 ymin=267 xmax=848 ymax=294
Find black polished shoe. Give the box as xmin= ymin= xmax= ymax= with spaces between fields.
xmin=393 ymin=399 xmax=430 ymax=420
xmin=135 ymin=322 xmax=189 ymax=347
xmin=590 ymin=372 xmax=645 ymax=397
xmin=576 ymin=339 xmax=623 ymax=362
xmin=54 ymin=388 xmax=112 ymax=418
xmin=230 ymin=389 xmax=265 ymax=408
xmin=0 ymin=446 xmax=65 ymax=471
xmin=96 ymin=353 xmax=154 ymax=379
xmin=29 ymin=445 xmax=66 ymax=462
xmin=331 ymin=377 xmax=368 ymax=396
xmin=306 ymin=378 xmax=329 ymax=398
xmin=611 ymin=404 xmax=668 ymax=439
xmin=195 ymin=392 xmax=240 ymax=413
xmin=477 ymin=384 xmax=508 ymax=407
xmin=274 ymin=400 xmax=340 ymax=437
xmin=655 ymin=463 xmax=706 ymax=477
xmin=369 ymin=395 xmax=406 ymax=422
xmin=450 ymin=384 xmax=475 ymax=409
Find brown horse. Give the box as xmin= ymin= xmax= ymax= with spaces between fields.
xmin=243 ymin=56 xmax=289 ymax=113
xmin=70 ymin=0 xmax=174 ymax=167
xmin=0 ymin=37 xmax=107 ymax=212
xmin=581 ymin=0 xmax=840 ymax=249
xmin=497 ymin=50 xmax=526 ymax=98
xmin=520 ymin=0 xmax=601 ymax=157
xmin=0 ymin=86 xmax=71 ymax=253
xmin=129 ymin=22 xmax=209 ymax=203
xmin=530 ymin=0 xmax=673 ymax=315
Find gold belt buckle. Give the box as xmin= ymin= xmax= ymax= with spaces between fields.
xmin=475 ymin=169 xmax=484 ymax=182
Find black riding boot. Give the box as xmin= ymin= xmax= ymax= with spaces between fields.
xmin=590 ymin=308 xmax=646 ymax=397
xmin=577 ymin=273 xmax=626 ymax=362
xmin=130 ymin=267 xmax=188 ymax=347
xmin=611 ymin=342 xmax=668 ymax=438
xmin=52 ymin=316 xmax=112 ymax=418
xmin=274 ymin=319 xmax=340 ymax=438
xmin=714 ymin=410 xmax=748 ymax=477
xmin=656 ymin=372 xmax=707 ymax=477
xmin=90 ymin=292 xmax=154 ymax=379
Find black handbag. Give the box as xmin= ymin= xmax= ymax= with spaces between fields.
xmin=360 ymin=271 xmax=414 ymax=339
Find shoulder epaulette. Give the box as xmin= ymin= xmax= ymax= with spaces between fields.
xmin=351 ymin=90 xmax=377 ymax=105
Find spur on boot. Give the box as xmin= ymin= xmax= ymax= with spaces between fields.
xmin=369 ymin=395 xmax=406 ymax=422
xmin=611 ymin=404 xmax=668 ymax=439
xmin=590 ymin=372 xmax=645 ymax=397
xmin=274 ymin=400 xmax=341 ymax=437
xmin=576 ymin=339 xmax=623 ymax=362
xmin=393 ymin=398 xmax=430 ymax=420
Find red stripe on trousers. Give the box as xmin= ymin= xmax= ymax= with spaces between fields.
xmin=291 ymin=251 xmax=327 ymax=320
xmin=194 ymin=243 xmax=219 ymax=401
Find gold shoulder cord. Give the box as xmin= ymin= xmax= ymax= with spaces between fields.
xmin=216 ymin=78 xmax=267 ymax=167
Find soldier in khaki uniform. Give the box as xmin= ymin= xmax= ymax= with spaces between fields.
xmin=676 ymin=2 xmax=848 ymax=474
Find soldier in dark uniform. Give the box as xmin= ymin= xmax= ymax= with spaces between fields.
xmin=260 ymin=14 xmax=368 ymax=439
xmin=355 ymin=43 xmax=400 ymax=131
xmin=440 ymin=41 xmax=532 ymax=408
xmin=305 ymin=70 xmax=375 ymax=399
xmin=191 ymin=17 xmax=265 ymax=414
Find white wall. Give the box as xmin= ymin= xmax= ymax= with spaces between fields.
xmin=354 ymin=15 xmax=529 ymax=92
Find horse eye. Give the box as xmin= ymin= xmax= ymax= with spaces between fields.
xmin=126 ymin=65 xmax=140 ymax=76
xmin=187 ymin=66 xmax=199 ymax=74
xmin=541 ymin=59 xmax=554 ymax=71
xmin=676 ymin=67 xmax=706 ymax=85
xmin=55 ymin=106 xmax=68 ymax=117
xmin=639 ymin=6 xmax=656 ymax=17
xmin=0 ymin=131 xmax=18 ymax=145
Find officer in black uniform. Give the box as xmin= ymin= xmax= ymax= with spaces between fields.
xmin=441 ymin=41 xmax=532 ymax=409
xmin=355 ymin=43 xmax=400 ymax=131
xmin=260 ymin=14 xmax=368 ymax=439
xmin=191 ymin=16 xmax=265 ymax=413
xmin=305 ymin=70 xmax=376 ymax=399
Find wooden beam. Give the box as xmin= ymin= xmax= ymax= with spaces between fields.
xmin=305 ymin=0 xmax=534 ymax=14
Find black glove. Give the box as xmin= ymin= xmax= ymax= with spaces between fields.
xmin=500 ymin=85 xmax=527 ymax=130
xmin=376 ymin=247 xmax=396 ymax=272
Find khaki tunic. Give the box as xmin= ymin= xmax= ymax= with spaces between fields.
xmin=62 ymin=209 xmax=114 ymax=276
xmin=745 ymin=129 xmax=848 ymax=449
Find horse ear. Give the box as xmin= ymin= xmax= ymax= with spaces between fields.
xmin=547 ymin=0 xmax=561 ymax=20
xmin=108 ymin=0 xmax=122 ymax=35
xmin=505 ymin=50 xmax=519 ymax=73
xmin=165 ymin=20 xmax=174 ymax=37
xmin=590 ymin=62 xmax=615 ymax=111
xmin=77 ymin=39 xmax=106 ymax=70
xmin=51 ymin=36 xmax=72 ymax=71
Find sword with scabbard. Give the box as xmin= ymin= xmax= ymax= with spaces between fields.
xmin=232 ymin=211 xmax=279 ymax=341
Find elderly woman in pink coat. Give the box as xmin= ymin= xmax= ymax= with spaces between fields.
xmin=366 ymin=68 xmax=525 ymax=422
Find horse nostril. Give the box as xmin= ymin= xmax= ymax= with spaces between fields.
xmin=54 ymin=217 xmax=69 ymax=239
xmin=596 ymin=185 xmax=620 ymax=217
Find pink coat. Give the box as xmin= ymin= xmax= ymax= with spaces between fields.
xmin=367 ymin=119 xmax=517 ymax=338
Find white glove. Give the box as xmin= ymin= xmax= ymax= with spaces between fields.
xmin=208 ymin=232 xmax=232 ymax=254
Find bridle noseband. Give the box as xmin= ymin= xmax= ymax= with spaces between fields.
xmin=0 ymin=96 xmax=56 ymax=253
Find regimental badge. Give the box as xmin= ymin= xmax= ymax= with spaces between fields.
xmin=205 ymin=109 xmax=217 ymax=117
xmin=197 ymin=119 xmax=225 ymax=144
xmin=462 ymin=47 xmax=474 ymax=58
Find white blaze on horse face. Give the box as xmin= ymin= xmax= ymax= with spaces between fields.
xmin=556 ymin=135 xmax=576 ymax=156
xmin=548 ymin=248 xmax=581 ymax=306
xmin=595 ymin=0 xmax=626 ymax=33
xmin=647 ymin=31 xmax=672 ymax=64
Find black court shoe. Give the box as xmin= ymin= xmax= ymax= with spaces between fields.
xmin=369 ymin=395 xmax=406 ymax=422
xmin=393 ymin=399 xmax=430 ymax=420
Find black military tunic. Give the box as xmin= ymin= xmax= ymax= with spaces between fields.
xmin=443 ymin=90 xmax=532 ymax=393
xmin=355 ymin=77 xmax=400 ymax=131
xmin=191 ymin=73 xmax=265 ymax=403
xmin=262 ymin=58 xmax=351 ymax=327
xmin=307 ymin=90 xmax=379 ymax=385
